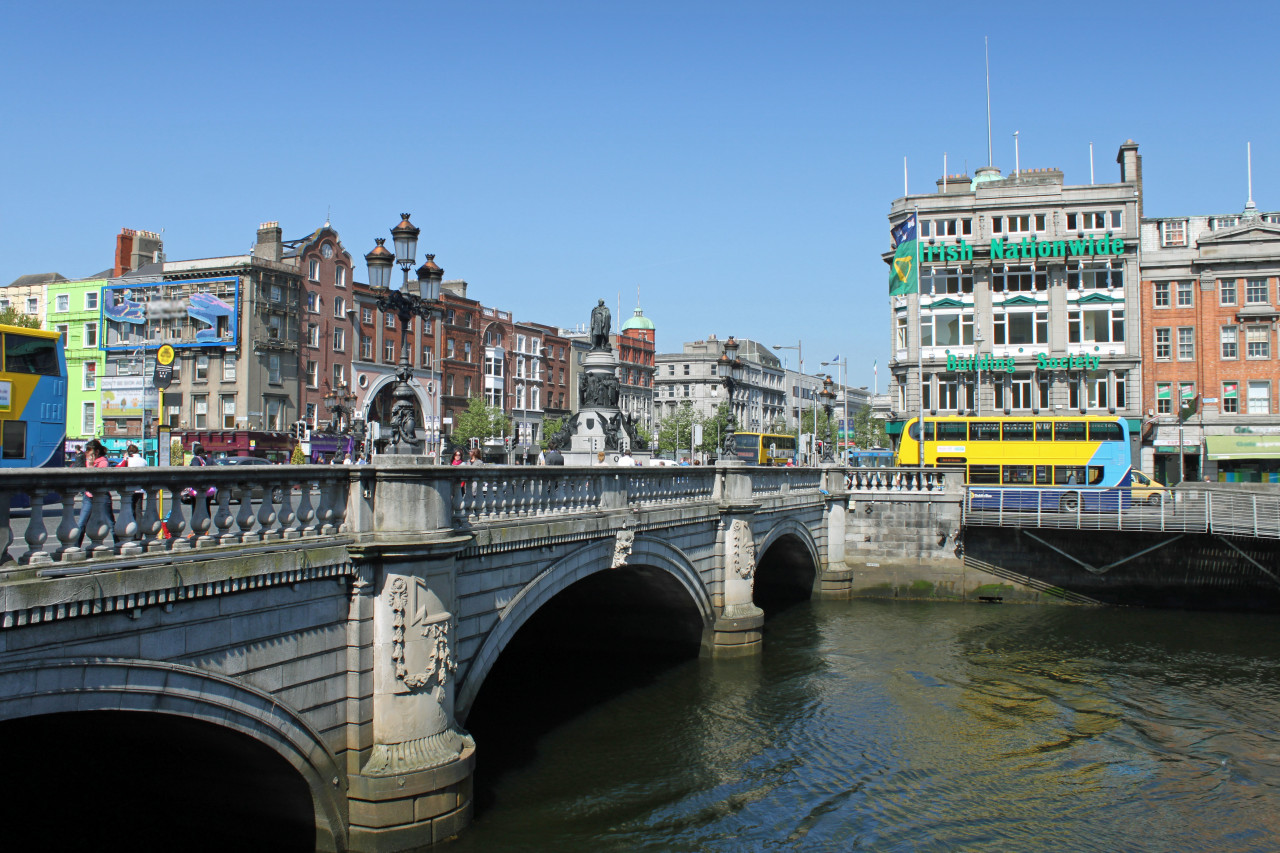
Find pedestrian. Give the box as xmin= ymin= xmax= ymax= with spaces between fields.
xmin=597 ymin=451 xmax=607 ymax=465
xmin=468 ymin=447 xmax=485 ymax=465
xmin=77 ymin=439 xmax=115 ymax=548
xmin=342 ymin=453 xmax=353 ymax=465
xmin=543 ymin=446 xmax=565 ymax=465
xmin=451 ymin=450 xmax=465 ymax=466
xmin=124 ymin=442 xmax=147 ymax=524
xmin=537 ymin=448 xmax=547 ymax=466
xmin=183 ymin=442 xmax=214 ymax=522
xmin=617 ymin=448 xmax=636 ymax=466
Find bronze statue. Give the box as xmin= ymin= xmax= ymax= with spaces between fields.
xmin=590 ymin=299 xmax=611 ymax=351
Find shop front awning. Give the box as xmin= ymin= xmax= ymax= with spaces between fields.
xmin=1205 ymin=435 xmax=1280 ymax=461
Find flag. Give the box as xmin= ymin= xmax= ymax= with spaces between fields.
xmin=888 ymin=213 xmax=919 ymax=296
xmin=831 ymin=354 xmax=840 ymax=362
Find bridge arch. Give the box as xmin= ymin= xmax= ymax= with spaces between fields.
xmin=456 ymin=535 xmax=713 ymax=720
xmin=0 ymin=658 xmax=349 ymax=852
xmin=753 ymin=516 xmax=823 ymax=611
xmin=754 ymin=516 xmax=822 ymax=569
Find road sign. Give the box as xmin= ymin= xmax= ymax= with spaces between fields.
xmin=153 ymin=344 xmax=176 ymax=389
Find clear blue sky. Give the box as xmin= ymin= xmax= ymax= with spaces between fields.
xmin=4 ymin=1 xmax=1277 ymax=392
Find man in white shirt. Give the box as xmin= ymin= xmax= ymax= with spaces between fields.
xmin=124 ymin=443 xmax=147 ymax=523
xmin=617 ymin=449 xmax=636 ymax=466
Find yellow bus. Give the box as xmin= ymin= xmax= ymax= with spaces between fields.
xmin=730 ymin=432 xmax=798 ymax=465
xmin=895 ymin=415 xmax=1136 ymax=510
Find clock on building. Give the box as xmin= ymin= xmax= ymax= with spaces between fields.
xmin=321 ymin=243 xmax=334 ymax=259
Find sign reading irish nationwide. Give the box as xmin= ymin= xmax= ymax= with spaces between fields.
xmin=153 ymin=344 xmax=175 ymax=390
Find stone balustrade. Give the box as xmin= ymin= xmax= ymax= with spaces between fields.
xmin=0 ymin=466 xmax=353 ymax=568
xmin=847 ymin=466 xmax=955 ymax=494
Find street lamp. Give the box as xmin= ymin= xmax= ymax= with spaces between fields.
xmin=819 ymin=375 xmax=837 ymax=463
xmin=774 ymin=340 xmax=804 ymax=455
xmin=822 ymin=356 xmax=848 ymax=459
xmin=718 ymin=336 xmax=744 ymax=461
xmin=364 ymin=213 xmax=445 ymax=457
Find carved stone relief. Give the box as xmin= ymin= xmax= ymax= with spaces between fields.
xmin=388 ymin=577 xmax=457 ymax=692
xmin=611 ymin=529 xmax=635 ymax=569
xmin=729 ymin=518 xmax=757 ymax=579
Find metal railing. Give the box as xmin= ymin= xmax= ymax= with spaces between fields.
xmin=963 ymin=485 xmax=1280 ymax=539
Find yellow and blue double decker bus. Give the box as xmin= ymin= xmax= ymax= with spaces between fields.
xmin=895 ymin=415 xmax=1134 ymax=511
xmin=730 ymin=432 xmax=798 ymax=465
xmin=0 ymin=324 xmax=67 ymax=470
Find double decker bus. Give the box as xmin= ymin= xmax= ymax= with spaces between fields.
xmin=895 ymin=415 xmax=1136 ymax=511
xmin=730 ymin=432 xmax=798 ymax=465
xmin=0 ymin=324 xmax=66 ymax=470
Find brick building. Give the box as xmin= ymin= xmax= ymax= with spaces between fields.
xmin=1140 ymin=205 xmax=1280 ymax=482
xmin=286 ymin=223 xmax=356 ymax=432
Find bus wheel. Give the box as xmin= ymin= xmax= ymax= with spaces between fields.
xmin=1060 ymin=493 xmax=1079 ymax=512
xmin=1146 ymin=494 xmax=1163 ymax=507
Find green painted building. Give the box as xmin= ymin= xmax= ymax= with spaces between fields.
xmin=46 ymin=276 xmax=106 ymax=455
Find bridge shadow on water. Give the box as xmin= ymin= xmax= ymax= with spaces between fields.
xmin=464 ymin=534 xmax=819 ymax=816
xmin=0 ymin=711 xmax=314 ymax=851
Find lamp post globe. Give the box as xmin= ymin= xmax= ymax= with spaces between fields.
xmin=391 ymin=213 xmax=420 ymax=269
xmin=364 ymin=239 xmax=395 ymax=291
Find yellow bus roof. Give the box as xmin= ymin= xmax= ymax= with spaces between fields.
xmin=0 ymin=324 xmax=59 ymax=340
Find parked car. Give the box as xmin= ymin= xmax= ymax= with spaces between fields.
xmin=211 ymin=456 xmax=280 ymax=503
xmin=1129 ymin=468 xmax=1168 ymax=506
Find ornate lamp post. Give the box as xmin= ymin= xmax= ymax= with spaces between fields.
xmin=819 ymin=375 xmax=837 ymax=463
xmin=323 ymin=383 xmax=358 ymax=434
xmin=365 ymin=214 xmax=445 ymax=457
xmin=718 ymin=336 xmax=744 ymax=461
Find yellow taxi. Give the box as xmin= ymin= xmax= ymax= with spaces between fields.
xmin=1128 ymin=468 xmax=1168 ymax=506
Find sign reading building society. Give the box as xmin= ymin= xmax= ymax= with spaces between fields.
xmin=921 ymin=236 xmax=1126 ymax=264
xmin=946 ymin=353 xmax=1103 ymax=374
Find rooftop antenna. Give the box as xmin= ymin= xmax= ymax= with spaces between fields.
xmin=326 ymin=205 xmax=331 ymax=228
xmin=943 ymin=152 xmax=948 ymax=192
xmin=1013 ymin=131 xmax=1020 ymax=177
xmin=1246 ymin=141 xmax=1257 ymax=213
xmin=985 ymin=36 xmax=993 ymax=167
xmin=1089 ymin=142 xmax=1095 ymax=185
xmin=904 ymin=156 xmax=908 ymax=196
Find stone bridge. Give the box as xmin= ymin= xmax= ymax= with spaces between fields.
xmin=0 ymin=461 xmax=870 ymax=851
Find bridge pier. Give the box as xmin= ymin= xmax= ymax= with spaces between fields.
xmin=705 ymin=464 xmax=765 ymax=657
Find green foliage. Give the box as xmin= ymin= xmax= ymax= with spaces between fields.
xmin=541 ymin=417 xmax=564 ymax=450
xmin=800 ymin=406 xmax=838 ymax=451
xmin=170 ymin=439 xmax=184 ymax=464
xmin=291 ymin=443 xmax=306 ymax=464
xmin=851 ymin=404 xmax=890 ymax=450
xmin=452 ymin=397 xmax=510 ymax=446
xmin=0 ymin=307 xmax=42 ymax=329
xmin=631 ymin=420 xmax=652 ymax=450
xmin=655 ymin=402 xmax=727 ymax=456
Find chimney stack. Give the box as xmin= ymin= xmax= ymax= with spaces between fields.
xmin=254 ymin=221 xmax=282 ymax=263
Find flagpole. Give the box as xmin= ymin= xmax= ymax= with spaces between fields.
xmin=916 ymin=203 xmax=924 ymax=468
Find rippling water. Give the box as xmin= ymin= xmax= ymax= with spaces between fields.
xmin=449 ymin=601 xmax=1280 ymax=852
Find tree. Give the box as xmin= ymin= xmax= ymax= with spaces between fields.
xmin=655 ymin=401 xmax=702 ymax=457
xmin=171 ymin=439 xmax=185 ymax=465
xmin=800 ymin=406 xmax=838 ymax=457
xmin=0 ymin=307 xmax=41 ymax=330
xmin=541 ymin=416 xmax=564 ymax=450
xmin=851 ymin=404 xmax=890 ymax=450
xmin=702 ymin=402 xmax=733 ymax=455
xmin=291 ymin=443 xmax=306 ymax=464
xmin=451 ymin=397 xmax=510 ymax=448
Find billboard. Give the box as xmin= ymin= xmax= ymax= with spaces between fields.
xmin=101 ymin=276 xmax=240 ymax=351
xmin=101 ymin=375 xmax=160 ymax=418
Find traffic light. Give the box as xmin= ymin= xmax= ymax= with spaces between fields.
xmin=815 ymin=440 xmax=824 ymax=456
xmin=503 ymin=435 xmax=513 ymax=450
xmin=470 ymin=437 xmax=481 ymax=451
xmin=292 ymin=421 xmax=307 ymax=441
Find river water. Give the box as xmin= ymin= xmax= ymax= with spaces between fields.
xmin=449 ymin=600 xmax=1280 ymax=852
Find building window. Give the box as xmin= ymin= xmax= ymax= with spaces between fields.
xmin=56 ymin=294 xmax=69 ymax=312
xmin=920 ymin=312 xmax=974 ymax=346
xmin=463 ymin=341 xmax=472 ymax=363
xmin=361 ymin=335 xmax=373 ymax=360
xmin=221 ymin=395 xmax=236 ymax=429
xmin=83 ymin=361 xmax=96 ymax=390
xmin=333 ymin=363 xmax=345 ymax=388
xmin=195 ymin=354 xmax=208 ymax=381
xmin=85 ymin=292 xmax=98 ymax=311
xmin=1069 ymin=308 xmax=1124 ymax=344
xmin=333 ymin=328 xmax=346 ymax=351
xmin=266 ymin=397 xmax=285 ymax=431
xmin=993 ymin=310 xmax=1048 ymax=345
xmin=307 ymin=292 xmax=318 ymax=312
xmin=465 ymin=376 xmax=473 ymax=397
xmin=1153 ymin=282 xmax=1170 ymax=307
xmin=993 ymin=265 xmax=1048 ymax=292
xmin=1154 ymin=327 xmax=1171 ymax=360
xmin=1160 ymin=220 xmax=1187 ymax=248
xmin=223 ymin=354 xmax=236 ymax=381
xmin=447 ymin=374 xmax=455 ymax=396
xmin=683 ymin=384 xmax=691 ymax=397
xmin=335 ymin=266 xmax=346 ymax=288
xmin=270 ymin=284 xmax=282 ymax=302
xmin=421 ymin=348 xmax=432 ymax=368
xmin=306 ymin=361 xmax=318 ymax=388
xmin=193 ymin=395 xmax=208 ymax=429
xmin=1246 ymin=325 xmax=1270 ymax=359
xmin=1221 ymin=325 xmax=1238 ymax=359
xmin=82 ymin=401 xmax=95 ymax=434
xmin=334 ymin=296 xmax=345 ymax=318
xmin=83 ymin=322 xmax=97 ymax=347
xmin=1176 ymin=280 xmax=1194 ymax=307
xmin=384 ymin=339 xmax=396 ymax=363
xmin=1249 ymin=381 xmax=1270 ymax=414
xmin=261 ymin=354 xmax=279 ymax=384
xmin=446 ymin=339 xmax=455 ymax=359
xmin=1246 ymin=278 xmax=1269 ymax=305
xmin=362 ymin=307 xmax=373 ymax=325
xmin=1223 ymin=381 xmax=1239 ymax=414
xmin=386 ymin=313 xmax=396 ymax=329
xmin=309 ymin=259 xmax=320 ymax=281
xmin=269 ymin=314 xmax=283 ymax=340
xmin=1176 ymin=327 xmax=1195 ymax=360
xmin=1220 ymin=279 xmax=1237 ymax=306
xmin=307 ymin=325 xmax=319 ymax=348
xmin=1156 ymin=383 xmax=1172 ymax=415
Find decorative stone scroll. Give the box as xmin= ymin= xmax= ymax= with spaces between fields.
xmin=729 ymin=519 xmax=756 ymax=580
xmin=388 ymin=577 xmax=456 ymax=691
xmin=611 ymin=529 xmax=635 ymax=569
